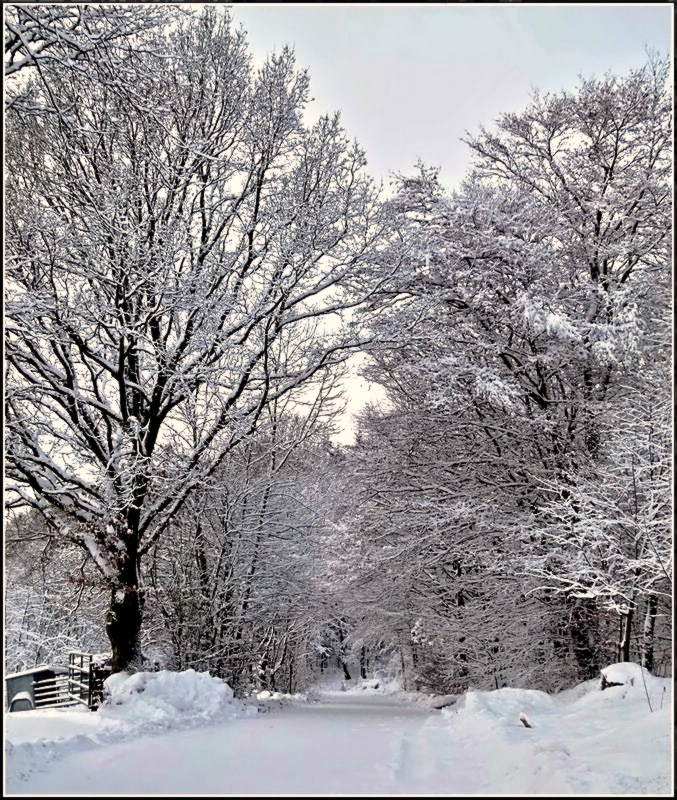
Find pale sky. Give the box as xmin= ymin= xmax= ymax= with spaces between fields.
xmin=229 ymin=3 xmax=672 ymax=190
xmin=226 ymin=3 xmax=673 ymax=443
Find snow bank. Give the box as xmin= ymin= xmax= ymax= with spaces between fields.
xmin=441 ymin=662 xmax=672 ymax=794
xmin=315 ymin=676 xmax=404 ymax=696
xmin=599 ymin=662 xmax=668 ymax=698
xmin=100 ymin=668 xmax=237 ymax=724
xmin=254 ymin=690 xmax=283 ymax=701
xmin=6 ymin=669 xmax=249 ymax=790
xmin=255 ymin=690 xmax=308 ymax=703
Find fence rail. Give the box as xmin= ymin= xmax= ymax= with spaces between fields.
xmin=32 ymin=675 xmax=77 ymax=708
xmin=7 ymin=653 xmax=142 ymax=712
xmin=67 ymin=652 xmax=112 ymax=710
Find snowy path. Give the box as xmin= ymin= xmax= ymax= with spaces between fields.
xmin=11 ymin=695 xmax=484 ymax=795
xmin=6 ymin=666 xmax=673 ymax=795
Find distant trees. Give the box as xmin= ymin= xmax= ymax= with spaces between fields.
xmin=5 ymin=509 xmax=109 ymax=673
xmin=149 ymin=379 xmax=348 ymax=692
xmin=5 ymin=7 xmax=396 ymax=673
xmin=335 ymin=400 xmax=584 ymax=693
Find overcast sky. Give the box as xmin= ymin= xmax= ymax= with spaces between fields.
xmin=226 ymin=3 xmax=672 ymax=443
xmin=230 ymin=3 xmax=672 ymax=190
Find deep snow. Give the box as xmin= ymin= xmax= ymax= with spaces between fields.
xmin=4 ymin=662 xmax=673 ymax=795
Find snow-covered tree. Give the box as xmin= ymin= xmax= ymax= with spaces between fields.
xmin=5 ymin=8 xmax=397 ymax=672
xmin=333 ymin=401 xmax=588 ymax=693
xmin=374 ymin=55 xmax=670 ymax=471
xmin=5 ymin=509 xmax=109 ymax=672
xmin=5 ymin=3 xmax=181 ymax=115
xmin=351 ymin=55 xmax=671 ymax=684
xmin=529 ymin=375 xmax=672 ymax=668
xmin=149 ymin=373 xmax=349 ymax=692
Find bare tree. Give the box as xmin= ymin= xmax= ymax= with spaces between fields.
xmin=5 ymin=8 xmax=396 ymax=672
xmin=149 ymin=370 xmax=348 ymax=692
xmin=5 ymin=3 xmax=181 ymax=115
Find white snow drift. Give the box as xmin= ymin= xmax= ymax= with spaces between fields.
xmin=4 ymin=663 xmax=673 ymax=795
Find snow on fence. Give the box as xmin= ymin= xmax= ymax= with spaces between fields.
xmin=5 ymin=666 xmax=74 ymax=712
xmin=33 ymin=673 xmax=77 ymax=709
xmin=8 ymin=653 xmax=160 ymax=712
xmin=68 ymin=652 xmax=112 ymax=710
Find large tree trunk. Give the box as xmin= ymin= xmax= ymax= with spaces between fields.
xmin=106 ymin=585 xmax=143 ymax=673
xmin=106 ymin=535 xmax=144 ymax=673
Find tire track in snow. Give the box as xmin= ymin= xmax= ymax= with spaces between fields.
xmin=389 ymin=712 xmax=469 ymax=791
xmin=390 ymin=728 xmax=415 ymax=784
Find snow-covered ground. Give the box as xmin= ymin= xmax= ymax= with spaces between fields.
xmin=4 ymin=663 xmax=673 ymax=795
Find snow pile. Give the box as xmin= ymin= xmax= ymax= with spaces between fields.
xmin=599 ymin=662 xmax=667 ymax=697
xmin=255 ymin=690 xmax=308 ymax=702
xmin=316 ymin=675 xmax=404 ymax=696
xmin=6 ymin=669 xmax=249 ymax=790
xmin=251 ymin=690 xmax=310 ymax=713
xmin=99 ymin=669 xmax=237 ymax=724
xmin=441 ymin=662 xmax=672 ymax=794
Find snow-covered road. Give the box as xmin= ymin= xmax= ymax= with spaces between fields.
xmin=12 ymin=695 xmax=479 ymax=795
xmin=6 ymin=665 xmax=673 ymax=796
